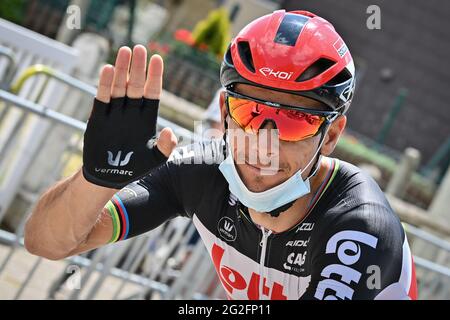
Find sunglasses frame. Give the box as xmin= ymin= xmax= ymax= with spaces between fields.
xmin=224 ymin=89 xmax=340 ymax=141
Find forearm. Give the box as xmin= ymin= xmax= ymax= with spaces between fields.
xmin=24 ymin=168 xmax=118 ymax=260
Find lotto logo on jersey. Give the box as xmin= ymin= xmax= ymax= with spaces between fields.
xmin=314 ymin=230 xmax=378 ymax=300
xmin=211 ymin=243 xmax=287 ymax=300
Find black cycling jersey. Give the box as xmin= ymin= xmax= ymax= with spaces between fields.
xmin=105 ymin=139 xmax=417 ymax=300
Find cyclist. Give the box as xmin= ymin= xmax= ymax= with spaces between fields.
xmin=24 ymin=10 xmax=417 ymax=300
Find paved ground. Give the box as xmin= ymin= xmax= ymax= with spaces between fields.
xmin=0 ymin=244 xmax=144 ymax=300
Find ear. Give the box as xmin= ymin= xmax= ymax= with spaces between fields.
xmin=321 ymin=115 xmax=346 ymax=156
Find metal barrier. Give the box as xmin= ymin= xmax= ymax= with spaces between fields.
xmin=0 ymin=64 xmax=90 ymax=223
xmin=404 ymin=223 xmax=450 ymax=299
xmin=0 ymin=89 xmax=87 ymax=132
xmin=0 ymin=45 xmax=17 ymax=90
xmin=0 ymin=17 xmax=79 ymax=226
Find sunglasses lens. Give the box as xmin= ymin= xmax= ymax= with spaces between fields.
xmin=227 ymin=94 xmax=326 ymax=141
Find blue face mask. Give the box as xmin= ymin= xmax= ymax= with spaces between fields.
xmin=218 ymin=131 xmax=326 ymax=213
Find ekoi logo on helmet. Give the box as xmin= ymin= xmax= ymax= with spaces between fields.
xmin=259 ymin=67 xmax=294 ymax=80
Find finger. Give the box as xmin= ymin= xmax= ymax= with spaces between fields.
xmin=96 ymin=65 xmax=114 ymax=103
xmin=156 ymin=127 xmax=177 ymax=157
xmin=144 ymin=54 xmax=164 ymax=100
xmin=111 ymin=46 xmax=132 ymax=98
xmin=126 ymin=45 xmax=147 ymax=99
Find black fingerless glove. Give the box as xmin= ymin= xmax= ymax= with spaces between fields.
xmin=82 ymin=97 xmax=167 ymax=189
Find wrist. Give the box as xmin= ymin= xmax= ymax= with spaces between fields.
xmin=77 ymin=168 xmax=120 ymax=195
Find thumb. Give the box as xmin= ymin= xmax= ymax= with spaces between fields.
xmin=156 ymin=127 xmax=178 ymax=158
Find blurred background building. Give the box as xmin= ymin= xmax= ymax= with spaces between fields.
xmin=282 ymin=0 xmax=450 ymax=182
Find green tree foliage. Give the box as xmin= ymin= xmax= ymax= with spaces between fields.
xmin=0 ymin=0 xmax=26 ymax=24
xmin=191 ymin=7 xmax=231 ymax=57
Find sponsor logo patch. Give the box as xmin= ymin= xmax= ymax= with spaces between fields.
xmin=107 ymin=150 xmax=134 ymax=167
xmin=295 ymin=223 xmax=315 ymax=233
xmin=283 ymin=251 xmax=307 ymax=273
xmin=286 ymin=238 xmax=310 ymax=247
xmin=333 ymin=38 xmax=348 ymax=58
xmin=218 ymin=217 xmax=237 ymax=242
xmin=228 ymin=193 xmax=238 ymax=206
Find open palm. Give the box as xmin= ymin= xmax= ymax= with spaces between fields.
xmin=95 ymin=45 xmax=177 ymax=157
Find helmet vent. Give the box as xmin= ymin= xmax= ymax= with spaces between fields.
xmin=296 ymin=58 xmax=335 ymax=82
xmin=224 ymin=44 xmax=234 ymax=66
xmin=274 ymin=13 xmax=309 ymax=46
xmin=326 ymin=68 xmax=352 ymax=85
xmin=237 ymin=41 xmax=255 ymax=73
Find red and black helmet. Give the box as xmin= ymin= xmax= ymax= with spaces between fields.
xmin=220 ymin=10 xmax=356 ymax=114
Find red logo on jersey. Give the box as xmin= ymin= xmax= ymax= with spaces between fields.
xmin=211 ymin=243 xmax=287 ymax=300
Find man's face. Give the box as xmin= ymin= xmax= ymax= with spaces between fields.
xmin=225 ymin=84 xmax=334 ymax=193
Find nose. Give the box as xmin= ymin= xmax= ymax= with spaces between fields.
xmin=247 ymin=119 xmax=279 ymax=166
xmin=259 ymin=118 xmax=277 ymax=131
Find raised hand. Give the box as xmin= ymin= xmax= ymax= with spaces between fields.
xmin=82 ymin=45 xmax=178 ymax=189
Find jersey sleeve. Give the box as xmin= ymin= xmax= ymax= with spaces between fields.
xmin=300 ymin=202 xmax=417 ymax=300
xmin=103 ymin=163 xmax=185 ymax=243
xmin=103 ymin=140 xmax=225 ymax=244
